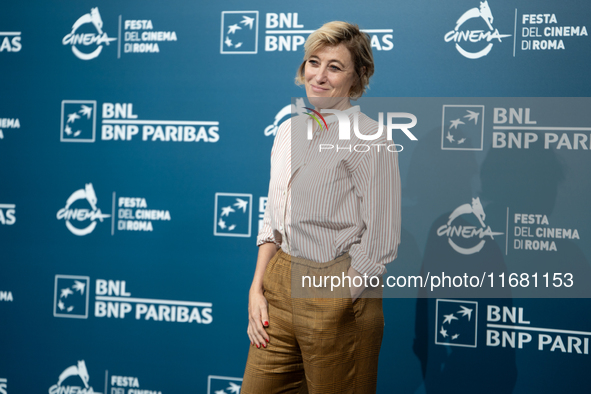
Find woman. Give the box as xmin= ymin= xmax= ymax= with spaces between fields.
xmin=243 ymin=21 xmax=400 ymax=394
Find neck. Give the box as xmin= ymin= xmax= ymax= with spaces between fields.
xmin=315 ymin=97 xmax=352 ymax=113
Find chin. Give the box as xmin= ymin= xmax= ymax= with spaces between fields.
xmin=307 ymin=96 xmax=346 ymax=111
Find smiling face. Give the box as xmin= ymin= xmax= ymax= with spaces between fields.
xmin=304 ymin=44 xmax=358 ymax=111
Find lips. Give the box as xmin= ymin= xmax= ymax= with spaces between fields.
xmin=310 ymin=84 xmax=329 ymax=93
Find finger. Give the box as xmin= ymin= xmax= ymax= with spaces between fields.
xmin=259 ymin=308 xmax=270 ymax=343
xmin=249 ymin=316 xmax=265 ymax=348
xmin=247 ymin=328 xmax=254 ymax=346
xmin=253 ymin=320 xmax=267 ymax=347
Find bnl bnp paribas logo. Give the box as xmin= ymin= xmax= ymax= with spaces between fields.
xmin=54 ymin=276 xmax=213 ymax=324
xmin=220 ymin=11 xmax=258 ymax=54
xmin=437 ymin=299 xmax=591 ymax=355
xmin=214 ymin=193 xmax=253 ymax=237
xmin=221 ymin=11 xmax=394 ymax=54
xmin=61 ymin=101 xmax=220 ymax=143
xmin=441 ymin=105 xmax=484 ymax=151
xmin=435 ymin=299 xmax=478 ymax=347
xmin=63 ymin=7 xmax=116 ymax=60
xmin=61 ymin=101 xmax=96 ymax=142
xmin=0 ymin=203 xmax=16 ymax=225
xmin=207 ymin=376 xmax=242 ymax=394
xmin=437 ymin=198 xmax=503 ymax=255
xmin=54 ymin=275 xmax=90 ymax=318
xmin=444 ymin=1 xmax=511 ymax=59
xmin=0 ymin=30 xmax=21 ymax=52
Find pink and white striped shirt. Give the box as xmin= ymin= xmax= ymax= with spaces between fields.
xmin=257 ymin=105 xmax=401 ymax=277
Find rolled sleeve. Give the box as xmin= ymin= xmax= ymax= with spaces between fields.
xmin=255 ymin=120 xmax=287 ymax=248
xmin=348 ymin=144 xmax=401 ymax=277
xmin=256 ymin=200 xmax=280 ymax=247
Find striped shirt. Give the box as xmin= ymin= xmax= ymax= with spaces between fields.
xmin=257 ymin=105 xmax=401 ymax=277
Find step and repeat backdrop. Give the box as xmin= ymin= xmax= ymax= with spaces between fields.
xmin=1 ymin=0 xmax=590 ymax=393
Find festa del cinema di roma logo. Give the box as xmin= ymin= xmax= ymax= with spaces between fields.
xmin=56 ymin=183 xmax=110 ymax=236
xmin=444 ymin=1 xmax=511 ymax=59
xmin=63 ymin=7 xmax=116 ymax=60
xmin=437 ymin=198 xmax=503 ymax=255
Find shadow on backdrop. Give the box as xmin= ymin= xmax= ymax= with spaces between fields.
xmin=480 ymin=143 xmax=591 ymax=393
xmin=411 ymin=127 xmax=517 ymax=393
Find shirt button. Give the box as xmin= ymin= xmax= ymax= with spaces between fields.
xmin=279 ymin=225 xmax=284 ymax=231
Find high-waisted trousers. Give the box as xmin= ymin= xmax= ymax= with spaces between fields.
xmin=242 ymin=249 xmax=384 ymax=394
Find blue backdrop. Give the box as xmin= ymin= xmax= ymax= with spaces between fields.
xmin=1 ymin=0 xmax=590 ymax=393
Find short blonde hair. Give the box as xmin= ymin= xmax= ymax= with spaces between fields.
xmin=295 ymin=21 xmax=374 ymax=99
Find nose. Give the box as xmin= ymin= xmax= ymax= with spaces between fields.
xmin=315 ymin=64 xmax=328 ymax=84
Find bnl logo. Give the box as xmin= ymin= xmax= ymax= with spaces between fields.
xmin=220 ymin=11 xmax=258 ymax=54
xmin=207 ymin=376 xmax=242 ymax=394
xmin=435 ymin=299 xmax=478 ymax=347
xmin=53 ymin=275 xmax=90 ymax=319
xmin=441 ymin=105 xmax=484 ymax=151
xmin=214 ymin=193 xmax=253 ymax=237
xmin=61 ymin=100 xmax=97 ymax=142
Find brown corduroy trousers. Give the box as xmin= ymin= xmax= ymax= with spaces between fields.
xmin=242 ymin=249 xmax=384 ymax=394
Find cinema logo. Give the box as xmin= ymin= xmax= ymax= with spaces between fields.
xmin=0 ymin=117 xmax=20 ymax=140
xmin=0 ymin=290 xmax=12 ymax=302
xmin=57 ymin=184 xmax=171 ymax=235
xmin=63 ymin=7 xmax=116 ymax=60
xmin=56 ymin=183 xmax=111 ymax=236
xmin=437 ymin=198 xmax=503 ymax=255
xmin=264 ymin=98 xmax=307 ymax=137
xmin=49 ymin=360 xmax=102 ymax=394
xmin=444 ymin=1 xmax=511 ymax=59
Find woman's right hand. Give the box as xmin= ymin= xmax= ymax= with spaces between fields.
xmin=247 ymin=288 xmax=270 ymax=348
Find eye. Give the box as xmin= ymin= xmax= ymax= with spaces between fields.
xmin=329 ymin=65 xmax=342 ymax=71
xmin=307 ymin=59 xmax=319 ymax=66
